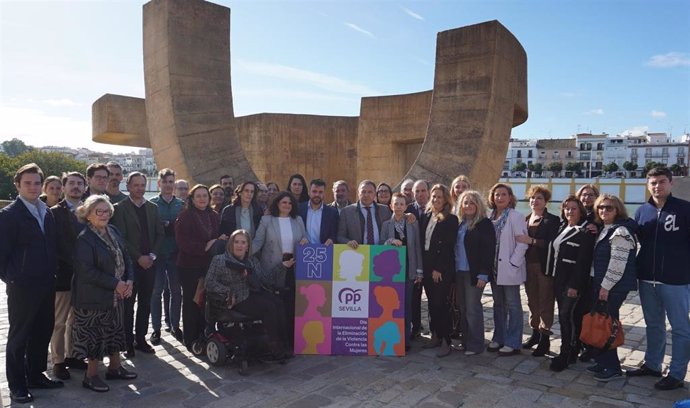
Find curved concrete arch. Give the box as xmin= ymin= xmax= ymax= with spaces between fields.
xmin=93 ymin=0 xmax=527 ymax=194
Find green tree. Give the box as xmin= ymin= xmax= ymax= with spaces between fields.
xmin=511 ymin=162 xmax=527 ymax=173
xmin=670 ymin=163 xmax=682 ymax=176
xmin=643 ymin=161 xmax=663 ymax=176
xmin=603 ymin=162 xmax=619 ymax=174
xmin=622 ymin=161 xmax=638 ymax=172
xmin=565 ymin=162 xmax=583 ymax=176
xmin=546 ymin=161 xmax=563 ymax=176
xmin=0 ymin=151 xmax=88 ymax=200
xmin=533 ymin=163 xmax=543 ymax=176
xmin=1 ymin=138 xmax=33 ymax=157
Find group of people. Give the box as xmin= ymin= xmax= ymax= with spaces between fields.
xmin=0 ymin=161 xmax=687 ymax=404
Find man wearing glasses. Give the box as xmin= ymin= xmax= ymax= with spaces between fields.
xmin=83 ymin=163 xmax=110 ymax=199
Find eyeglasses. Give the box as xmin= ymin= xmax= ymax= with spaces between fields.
xmin=597 ymin=205 xmax=615 ymax=212
xmin=95 ymin=209 xmax=112 ymax=216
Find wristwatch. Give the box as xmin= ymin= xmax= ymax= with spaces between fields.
xmin=149 ymin=253 xmax=157 ymax=261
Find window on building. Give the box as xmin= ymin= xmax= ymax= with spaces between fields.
xmin=528 ymin=150 xmax=533 ymax=158
xmin=567 ymin=151 xmax=572 ymax=158
xmin=597 ymin=143 xmax=604 ymax=150
xmin=517 ymin=150 xmax=522 ymax=158
xmin=586 ymin=143 xmax=592 ymax=150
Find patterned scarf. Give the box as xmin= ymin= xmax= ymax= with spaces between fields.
xmin=393 ymin=217 xmax=406 ymax=240
xmin=490 ymin=207 xmax=512 ymax=276
xmin=89 ymin=225 xmax=125 ymax=306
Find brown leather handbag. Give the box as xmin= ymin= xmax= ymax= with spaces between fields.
xmin=580 ymin=300 xmax=624 ymax=350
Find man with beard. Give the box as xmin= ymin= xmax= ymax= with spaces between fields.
xmin=105 ymin=162 xmax=128 ymax=204
xmin=299 ymin=179 xmax=339 ymax=245
xmin=328 ymin=180 xmax=351 ymax=214
xmin=50 ymin=172 xmax=89 ymax=380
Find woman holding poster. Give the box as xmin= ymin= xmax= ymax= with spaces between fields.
xmin=421 ymin=185 xmax=459 ymax=357
xmin=381 ymin=192 xmax=423 ymax=351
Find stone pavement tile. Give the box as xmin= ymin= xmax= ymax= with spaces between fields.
xmin=417 ymin=402 xmax=455 ymax=408
xmin=283 ymin=394 xmax=333 ymax=408
xmin=474 ymin=372 xmax=513 ymax=385
xmin=514 ymin=358 xmax=541 ymax=374
xmin=589 ymin=395 xmax=635 ymax=407
xmin=496 ymin=386 xmax=543 ymax=408
xmin=511 ymin=372 xmax=567 ymax=388
xmin=513 ymin=380 xmax=549 ymax=392
xmin=435 ymin=390 xmax=465 ymax=406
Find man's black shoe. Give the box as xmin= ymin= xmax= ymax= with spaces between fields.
xmin=64 ymin=357 xmax=88 ymax=370
xmin=9 ymin=389 xmax=33 ymax=404
xmin=53 ymin=362 xmax=70 ymax=380
xmin=626 ymin=363 xmax=662 ymax=377
xmin=28 ymin=374 xmax=64 ymax=389
xmin=654 ymin=375 xmax=684 ymax=391
xmin=173 ymin=328 xmax=184 ymax=342
xmin=150 ymin=330 xmax=162 ymax=345
xmin=134 ymin=341 xmax=156 ymax=354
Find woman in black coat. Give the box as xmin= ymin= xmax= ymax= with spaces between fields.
xmin=454 ymin=190 xmax=496 ymax=355
xmin=72 ymin=195 xmax=137 ymax=392
xmin=546 ymin=196 xmax=594 ymax=371
xmin=422 ymin=184 xmax=459 ymax=357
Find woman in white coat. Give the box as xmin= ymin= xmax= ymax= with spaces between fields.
xmin=487 ymin=183 xmax=528 ymax=356
xmin=252 ymin=191 xmax=308 ymax=348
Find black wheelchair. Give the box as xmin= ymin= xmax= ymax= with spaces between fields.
xmin=190 ymin=293 xmax=271 ymax=376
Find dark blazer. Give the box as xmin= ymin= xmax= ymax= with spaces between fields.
xmin=175 ymin=208 xmax=220 ymax=270
xmin=219 ymin=203 xmax=263 ymax=237
xmin=72 ymin=225 xmax=134 ymax=310
xmin=337 ymin=201 xmax=392 ymax=244
xmin=51 ymin=200 xmax=84 ymax=291
xmin=0 ymin=198 xmax=57 ymax=286
xmin=464 ymin=217 xmax=497 ymax=285
xmin=526 ymin=210 xmax=561 ymax=274
xmin=546 ymin=223 xmax=595 ymax=294
xmin=110 ymin=198 xmax=164 ymax=260
xmin=422 ymin=212 xmax=459 ymax=279
xmin=406 ymin=201 xmax=428 ymax=242
xmin=298 ymin=202 xmax=340 ymax=244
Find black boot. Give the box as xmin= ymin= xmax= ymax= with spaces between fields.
xmin=550 ymin=353 xmax=569 ymax=372
xmin=532 ymin=333 xmax=550 ymax=357
xmin=522 ymin=329 xmax=540 ymax=349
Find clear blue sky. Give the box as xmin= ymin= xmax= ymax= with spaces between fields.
xmin=1 ymin=0 xmax=688 ymax=153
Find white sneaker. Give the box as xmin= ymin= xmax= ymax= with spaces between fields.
xmin=489 ymin=341 xmax=500 ymax=348
xmin=464 ymin=350 xmax=477 ymax=356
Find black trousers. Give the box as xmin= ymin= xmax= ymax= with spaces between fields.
xmin=423 ymin=274 xmax=453 ymax=343
xmin=6 ymin=283 xmax=55 ymax=392
xmin=411 ymin=282 xmax=422 ymax=333
xmin=279 ymin=266 xmax=296 ymax=349
xmin=124 ymin=264 xmax=156 ymax=346
xmin=556 ymin=291 xmax=581 ymax=355
xmin=178 ymin=266 xmax=205 ymax=347
xmin=219 ymin=291 xmax=286 ymax=347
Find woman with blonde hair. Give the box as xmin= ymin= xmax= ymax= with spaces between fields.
xmin=454 ymin=190 xmax=495 ymax=355
xmin=450 ymin=175 xmax=471 ymax=214
xmin=421 ymin=184 xmax=459 ymax=357
xmin=487 ymin=183 xmax=528 ymax=356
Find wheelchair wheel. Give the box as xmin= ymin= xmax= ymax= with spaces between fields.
xmin=206 ymin=338 xmax=227 ymax=366
xmin=191 ymin=339 xmax=205 ymax=356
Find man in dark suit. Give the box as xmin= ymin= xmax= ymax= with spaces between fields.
xmin=299 ymin=179 xmax=339 ymax=245
xmin=50 ymin=171 xmax=88 ymax=380
xmin=111 ymin=172 xmax=164 ymax=356
xmin=328 ymin=180 xmax=352 ymax=214
xmin=337 ymin=180 xmax=392 ymax=248
xmin=0 ymin=163 xmax=63 ymax=404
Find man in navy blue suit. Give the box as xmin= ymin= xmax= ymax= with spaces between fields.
xmin=0 ymin=163 xmax=63 ymax=404
xmin=299 ymin=179 xmax=339 ymax=245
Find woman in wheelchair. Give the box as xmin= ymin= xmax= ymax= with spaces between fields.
xmin=205 ymin=229 xmax=292 ymax=360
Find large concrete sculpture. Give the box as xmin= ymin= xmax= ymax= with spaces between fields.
xmin=93 ymin=0 xmax=527 ymax=194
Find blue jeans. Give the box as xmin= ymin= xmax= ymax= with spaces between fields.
xmin=151 ymin=254 xmax=182 ymax=331
xmin=491 ymin=284 xmax=523 ymax=349
xmin=591 ymin=286 xmax=628 ymax=372
xmin=456 ymin=271 xmax=485 ymax=353
xmin=639 ymin=281 xmax=690 ymax=380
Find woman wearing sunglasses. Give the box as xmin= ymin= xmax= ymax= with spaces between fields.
xmin=587 ymin=193 xmax=637 ymax=382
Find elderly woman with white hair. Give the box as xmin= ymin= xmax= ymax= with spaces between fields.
xmin=72 ymin=195 xmax=137 ymax=392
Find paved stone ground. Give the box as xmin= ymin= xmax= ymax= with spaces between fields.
xmin=0 ymin=283 xmax=687 ymax=407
